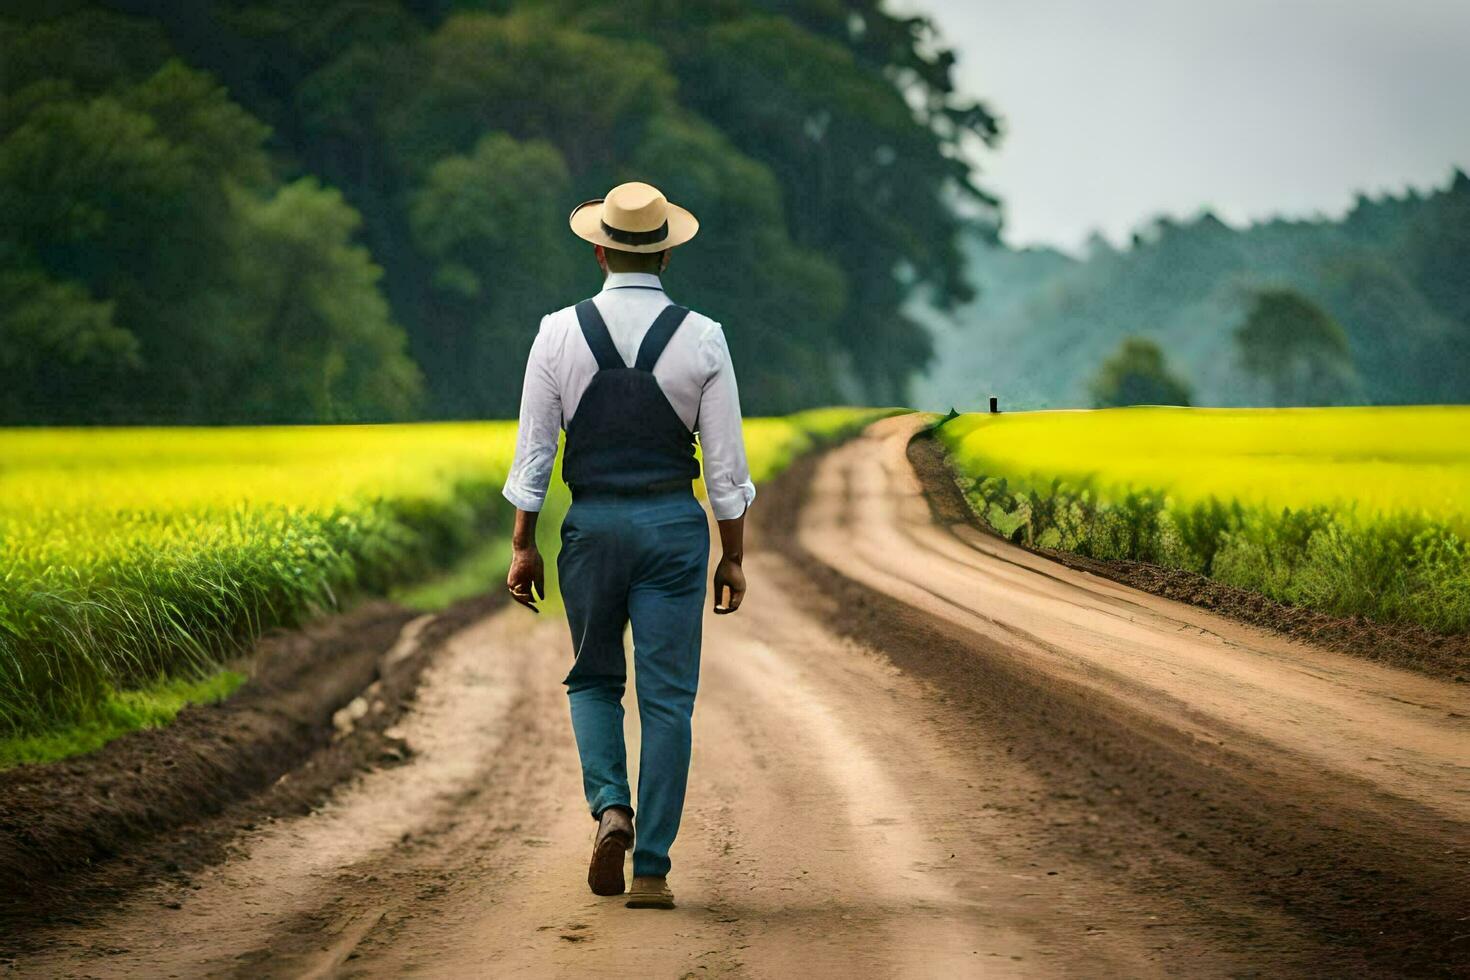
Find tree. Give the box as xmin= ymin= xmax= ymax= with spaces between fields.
xmin=1234 ymin=289 xmax=1356 ymax=406
xmin=408 ymin=132 xmax=579 ymax=417
xmin=913 ymin=173 xmax=1469 ymax=412
xmin=0 ymin=267 xmax=139 ymax=423
xmin=623 ymin=112 xmax=846 ymax=411
xmin=231 ymin=179 xmax=423 ymax=422
xmin=1089 ymin=337 xmax=1193 ymax=408
xmin=1402 ymin=170 xmax=1470 ymax=399
xmin=1405 ymin=170 xmax=1470 ymax=327
xmin=1318 ymin=252 xmax=1462 ymax=403
xmin=644 ymin=10 xmax=999 ymax=401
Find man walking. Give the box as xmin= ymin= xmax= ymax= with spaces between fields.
xmin=502 ymin=182 xmax=752 ymax=909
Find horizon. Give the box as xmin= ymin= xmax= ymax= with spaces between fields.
xmin=987 ymin=166 xmax=1468 ymax=258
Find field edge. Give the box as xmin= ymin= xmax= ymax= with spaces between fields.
xmin=917 ymin=429 xmax=1469 ymax=680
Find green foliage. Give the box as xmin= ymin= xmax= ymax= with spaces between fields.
xmin=0 ymin=36 xmax=420 ymax=423
xmin=1405 ymin=170 xmax=1470 ymax=327
xmin=1234 ymin=289 xmax=1356 ymax=406
xmin=392 ymin=11 xmax=677 ymax=176
xmin=672 ymin=12 xmax=989 ymax=401
xmin=2 ymin=2 xmax=995 ymax=421
xmin=0 ymin=670 xmax=246 ymax=770
xmin=916 ymin=173 xmax=1470 ymax=411
xmin=625 ymin=112 xmax=848 ymax=410
xmin=408 ymin=132 xmax=578 ymax=416
xmin=961 ymin=473 xmax=1470 ymax=633
xmin=1089 ymin=337 xmax=1193 ymax=408
xmin=0 ymin=267 xmax=137 ymax=378
xmin=0 ymin=9 xmax=173 ymax=98
xmin=231 ymin=179 xmax=424 ymax=421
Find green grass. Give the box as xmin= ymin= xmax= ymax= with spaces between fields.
xmin=392 ymin=532 xmax=517 ymax=612
xmin=1 ymin=408 xmax=895 ymax=765
xmin=0 ymin=670 xmax=246 ymax=769
xmin=937 ymin=406 xmax=1470 ymax=634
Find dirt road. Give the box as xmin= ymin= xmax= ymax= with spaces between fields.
xmin=14 ymin=416 xmax=1468 ymax=977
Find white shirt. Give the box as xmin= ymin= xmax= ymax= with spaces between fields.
xmin=501 ymin=273 xmax=756 ymax=521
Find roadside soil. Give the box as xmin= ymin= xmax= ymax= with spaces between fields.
xmin=4 ymin=415 xmax=1466 ymax=977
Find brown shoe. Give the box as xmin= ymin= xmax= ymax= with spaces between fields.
xmin=625 ymin=875 xmax=675 ymax=909
xmin=587 ymin=806 xmax=633 ymax=896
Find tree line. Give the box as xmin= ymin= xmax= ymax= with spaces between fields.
xmin=916 ymin=171 xmax=1470 ymax=411
xmin=0 ymin=1 xmax=998 ymax=425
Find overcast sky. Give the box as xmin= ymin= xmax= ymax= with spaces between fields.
xmin=915 ymin=0 xmax=1470 ymax=251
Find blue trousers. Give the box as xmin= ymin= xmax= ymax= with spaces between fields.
xmin=557 ymin=491 xmax=709 ymax=878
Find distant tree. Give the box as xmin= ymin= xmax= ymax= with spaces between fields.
xmin=1089 ymin=337 xmax=1193 ymax=407
xmin=1234 ymin=289 xmax=1356 ymax=406
xmin=913 ymin=172 xmax=1468 ymax=413
xmin=1403 ymin=170 xmax=1470 ymax=399
xmin=1405 ymin=169 xmax=1470 ymax=326
xmin=1318 ymin=252 xmax=1462 ymax=403
xmin=231 ymin=179 xmax=423 ymax=422
xmin=408 ymin=132 xmax=579 ymax=417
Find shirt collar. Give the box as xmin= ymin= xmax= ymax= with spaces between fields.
xmin=600 ymin=272 xmax=664 ymax=293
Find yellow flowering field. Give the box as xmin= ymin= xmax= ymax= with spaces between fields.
xmin=0 ymin=423 xmax=519 ymax=737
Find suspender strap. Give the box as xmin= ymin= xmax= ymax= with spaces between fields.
xmin=634 ymin=304 xmax=690 ymax=372
xmin=574 ymin=300 xmax=625 ymax=372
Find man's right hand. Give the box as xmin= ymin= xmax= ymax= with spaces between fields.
xmin=507 ymin=544 xmax=545 ymax=613
xmin=713 ymin=555 xmax=745 ymax=614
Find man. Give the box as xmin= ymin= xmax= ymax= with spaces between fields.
xmin=502 ymin=181 xmax=752 ymax=910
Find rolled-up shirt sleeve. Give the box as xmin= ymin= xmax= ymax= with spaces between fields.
xmin=501 ymin=318 xmax=561 ymax=512
xmin=697 ymin=322 xmax=756 ymax=521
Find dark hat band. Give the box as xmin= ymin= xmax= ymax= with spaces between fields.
xmin=601 ymin=219 xmax=669 ymax=247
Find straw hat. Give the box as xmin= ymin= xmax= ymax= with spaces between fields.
xmin=569 ymin=181 xmax=699 ymax=253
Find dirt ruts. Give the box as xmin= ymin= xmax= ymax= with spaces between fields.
xmin=0 ymin=593 xmax=502 ymax=930
xmin=770 ymin=417 xmax=1469 ymax=977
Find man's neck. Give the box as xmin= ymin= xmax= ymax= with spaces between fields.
xmin=601 ymin=272 xmax=664 ymax=292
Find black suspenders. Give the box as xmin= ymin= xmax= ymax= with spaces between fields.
xmin=574 ymin=299 xmax=690 ymax=373
xmin=574 ymin=300 xmax=625 ymax=371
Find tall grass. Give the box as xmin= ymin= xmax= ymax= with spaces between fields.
xmin=938 ymin=407 xmax=1470 ymax=634
xmin=0 ymin=423 xmax=520 ymax=737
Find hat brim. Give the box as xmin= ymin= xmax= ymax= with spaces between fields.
xmin=569 ymin=199 xmax=699 ymax=253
